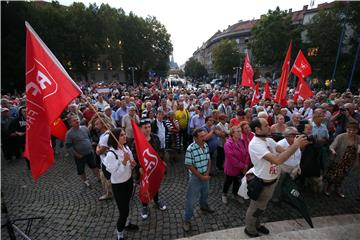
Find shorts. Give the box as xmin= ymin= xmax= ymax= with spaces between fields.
xmin=74 ymin=152 xmax=97 ymax=175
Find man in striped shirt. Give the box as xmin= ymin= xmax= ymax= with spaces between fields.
xmin=183 ymin=128 xmax=215 ymax=232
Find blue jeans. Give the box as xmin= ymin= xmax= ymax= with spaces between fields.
xmin=184 ymin=173 xmax=209 ymax=222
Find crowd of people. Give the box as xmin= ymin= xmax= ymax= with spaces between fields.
xmin=1 ymin=81 xmax=360 ymax=239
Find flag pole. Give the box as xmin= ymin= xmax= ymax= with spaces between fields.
xmin=81 ymin=94 xmax=121 ymax=147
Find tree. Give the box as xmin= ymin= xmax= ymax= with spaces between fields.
xmin=249 ymin=7 xmax=302 ymax=68
xmin=1 ymin=1 xmax=173 ymax=91
xmin=305 ymin=2 xmax=360 ymax=90
xmin=184 ymin=58 xmax=208 ymax=80
xmin=212 ymin=39 xmax=243 ymax=76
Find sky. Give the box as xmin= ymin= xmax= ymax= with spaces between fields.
xmin=59 ymin=0 xmax=329 ymax=66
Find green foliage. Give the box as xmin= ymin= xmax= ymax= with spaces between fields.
xmin=1 ymin=1 xmax=173 ymax=91
xmin=305 ymin=2 xmax=360 ymax=90
xmin=249 ymin=7 xmax=302 ymax=68
xmin=212 ymin=39 xmax=243 ymax=76
xmin=184 ymin=58 xmax=208 ymax=80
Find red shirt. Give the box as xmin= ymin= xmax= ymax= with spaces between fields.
xmin=83 ymin=108 xmax=96 ymax=123
xmin=230 ymin=118 xmax=240 ymax=126
xmin=211 ymin=95 xmax=220 ymax=103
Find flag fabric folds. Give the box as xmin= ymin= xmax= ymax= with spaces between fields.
xmin=24 ymin=22 xmax=81 ymax=181
xmin=293 ymin=78 xmax=314 ymax=102
xmin=241 ymin=53 xmax=255 ymax=88
xmin=250 ymin=83 xmax=260 ymax=107
xmin=263 ymin=80 xmax=271 ymax=100
xmin=131 ymin=120 xmax=166 ymax=204
xmin=50 ymin=118 xmax=68 ymax=142
xmin=291 ymin=50 xmax=312 ymax=79
xmin=274 ymin=41 xmax=292 ymax=107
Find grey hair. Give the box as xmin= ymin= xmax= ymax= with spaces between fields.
xmin=284 ymin=127 xmax=298 ymax=136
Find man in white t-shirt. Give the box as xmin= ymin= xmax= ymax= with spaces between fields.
xmin=245 ymin=118 xmax=307 ymax=237
xmin=272 ymin=127 xmax=302 ymax=202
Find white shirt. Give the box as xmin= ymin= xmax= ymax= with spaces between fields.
xmin=156 ymin=120 xmax=166 ymax=149
xmin=94 ymin=101 xmax=109 ymax=111
xmin=98 ymin=132 xmax=110 ymax=163
xmin=299 ymin=107 xmax=313 ymax=120
xmin=249 ymin=136 xmax=280 ymax=180
xmin=276 ymin=138 xmax=301 ymax=167
xmin=103 ymin=146 xmax=133 ymax=184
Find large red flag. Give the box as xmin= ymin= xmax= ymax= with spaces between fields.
xmin=241 ymin=53 xmax=255 ymax=88
xmin=50 ymin=118 xmax=68 ymax=142
xmin=293 ymin=78 xmax=314 ymax=102
xmin=263 ymin=80 xmax=271 ymax=100
xmin=24 ymin=22 xmax=81 ymax=181
xmin=250 ymin=83 xmax=260 ymax=107
xmin=131 ymin=120 xmax=166 ymax=204
xmin=274 ymin=41 xmax=292 ymax=107
xmin=291 ymin=50 xmax=312 ymax=78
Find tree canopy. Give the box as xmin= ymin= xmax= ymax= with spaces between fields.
xmin=1 ymin=1 xmax=173 ymax=91
xmin=212 ymin=39 xmax=243 ymax=76
xmin=184 ymin=58 xmax=208 ymax=80
xmin=248 ymin=7 xmax=302 ymax=68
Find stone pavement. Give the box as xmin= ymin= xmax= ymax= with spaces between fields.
xmin=1 ymin=148 xmax=360 ymax=240
xmin=180 ymin=214 xmax=360 ymax=239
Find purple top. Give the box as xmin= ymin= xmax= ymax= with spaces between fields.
xmin=224 ymin=137 xmax=250 ymax=176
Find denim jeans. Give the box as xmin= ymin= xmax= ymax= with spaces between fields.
xmin=183 ymin=173 xmax=209 ymax=222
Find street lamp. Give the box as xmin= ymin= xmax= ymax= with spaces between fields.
xmin=233 ymin=66 xmax=242 ymax=86
xmin=128 ymin=67 xmax=138 ymax=86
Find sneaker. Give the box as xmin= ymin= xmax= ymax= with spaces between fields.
xmin=200 ymin=205 xmax=215 ymax=213
xmin=98 ymin=194 xmax=112 ymax=201
xmin=257 ymin=225 xmax=270 ymax=235
xmin=141 ymin=207 xmax=148 ymax=220
xmin=84 ymin=180 xmax=91 ymax=188
xmin=183 ymin=222 xmax=191 ymax=232
xmin=124 ymin=223 xmax=139 ymax=231
xmin=155 ymin=201 xmax=167 ymax=211
xmin=222 ymin=195 xmax=228 ymax=204
xmin=244 ymin=228 xmax=259 ymax=238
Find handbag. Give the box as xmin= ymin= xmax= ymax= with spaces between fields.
xmin=246 ymin=173 xmax=264 ymax=200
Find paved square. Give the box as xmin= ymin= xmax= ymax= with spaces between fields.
xmin=1 ymin=149 xmax=360 ymax=239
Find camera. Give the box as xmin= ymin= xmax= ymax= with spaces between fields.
xmin=306 ymin=135 xmax=315 ymax=142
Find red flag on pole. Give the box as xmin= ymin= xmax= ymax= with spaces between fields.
xmin=24 ymin=22 xmax=81 ymax=181
xmin=263 ymin=80 xmax=271 ymax=100
xmin=50 ymin=118 xmax=68 ymax=142
xmin=293 ymin=78 xmax=314 ymax=102
xmin=131 ymin=120 xmax=166 ymax=204
xmin=250 ymin=83 xmax=260 ymax=107
xmin=274 ymin=41 xmax=292 ymax=107
xmin=291 ymin=50 xmax=312 ymax=78
xmin=241 ymin=53 xmax=255 ymax=88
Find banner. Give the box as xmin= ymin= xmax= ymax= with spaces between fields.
xmin=24 ymin=22 xmax=81 ymax=180
xmin=241 ymin=53 xmax=255 ymax=88
xmin=274 ymin=41 xmax=292 ymax=107
xmin=131 ymin=120 xmax=166 ymax=204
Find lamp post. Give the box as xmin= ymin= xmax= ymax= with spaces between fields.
xmin=233 ymin=66 xmax=242 ymax=86
xmin=128 ymin=67 xmax=137 ymax=86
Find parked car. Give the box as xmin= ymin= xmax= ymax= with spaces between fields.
xmin=210 ymin=79 xmax=224 ymax=87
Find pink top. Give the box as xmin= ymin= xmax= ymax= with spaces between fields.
xmin=224 ymin=137 xmax=250 ymax=176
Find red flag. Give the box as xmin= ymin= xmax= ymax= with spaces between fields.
xmin=263 ymin=80 xmax=271 ymax=100
xmin=250 ymin=83 xmax=260 ymax=107
xmin=24 ymin=22 xmax=81 ymax=181
xmin=131 ymin=120 xmax=166 ymax=204
xmin=274 ymin=41 xmax=292 ymax=107
xmin=291 ymin=50 xmax=312 ymax=78
xmin=50 ymin=118 xmax=67 ymax=142
xmin=241 ymin=53 xmax=255 ymax=88
xmin=293 ymin=78 xmax=314 ymax=102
